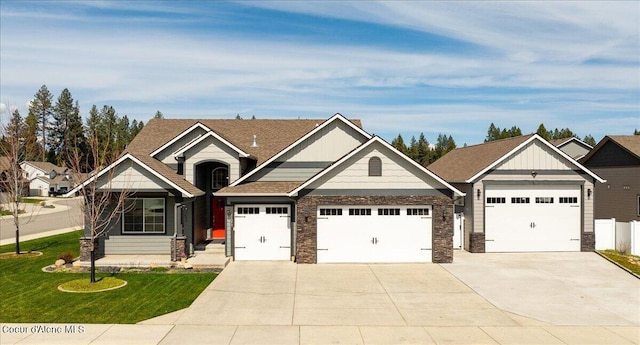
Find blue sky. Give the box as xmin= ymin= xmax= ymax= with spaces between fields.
xmin=1 ymin=1 xmax=638 ymax=146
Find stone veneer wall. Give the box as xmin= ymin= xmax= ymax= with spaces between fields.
xmin=469 ymin=232 xmax=485 ymax=253
xmin=295 ymin=195 xmax=454 ymax=264
xmin=79 ymin=237 xmax=104 ymax=261
xmin=581 ymin=232 xmax=595 ymax=252
xmin=171 ymin=236 xmax=187 ymax=261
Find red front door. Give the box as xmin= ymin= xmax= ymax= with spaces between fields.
xmin=212 ymin=197 xmax=226 ymax=239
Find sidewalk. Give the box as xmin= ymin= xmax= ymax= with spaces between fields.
xmin=1 ymin=323 xmax=637 ymax=344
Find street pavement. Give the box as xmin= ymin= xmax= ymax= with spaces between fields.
xmin=0 ymin=197 xmax=82 ymax=246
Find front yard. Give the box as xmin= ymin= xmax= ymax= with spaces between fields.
xmin=0 ymin=231 xmax=216 ymax=324
xmin=598 ymin=249 xmax=640 ymax=276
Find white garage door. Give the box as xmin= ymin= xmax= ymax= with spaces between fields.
xmin=233 ymin=204 xmax=291 ymax=260
xmin=485 ymin=185 xmax=581 ymax=252
xmin=317 ymin=205 xmax=432 ymax=263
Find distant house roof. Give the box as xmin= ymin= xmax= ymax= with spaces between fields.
xmin=0 ymin=156 xmax=9 ymax=172
xmin=428 ymin=135 xmax=534 ymax=183
xmin=580 ymin=135 xmax=640 ymax=164
xmin=429 ymin=134 xmax=604 ymax=183
xmin=549 ymin=137 xmax=593 ymax=149
xmin=22 ymin=161 xmax=67 ymax=174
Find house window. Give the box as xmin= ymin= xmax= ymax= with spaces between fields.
xmin=319 ymin=208 xmax=342 ymax=216
xmin=511 ymin=197 xmax=530 ymax=204
xmin=368 ymin=157 xmax=382 ymax=176
xmin=535 ymin=197 xmax=554 ymax=204
xmin=237 ymin=207 xmax=259 ymax=215
xmin=349 ymin=208 xmax=372 ymax=216
xmin=559 ymin=197 xmax=578 ymax=204
xmin=123 ymin=198 xmax=165 ymax=233
xmin=486 ymin=197 xmax=506 ymax=204
xmin=407 ymin=208 xmax=430 ymax=216
xmin=378 ymin=208 xmax=400 ymax=216
xmin=211 ymin=167 xmax=229 ymax=191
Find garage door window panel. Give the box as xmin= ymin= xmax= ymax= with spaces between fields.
xmin=319 ymin=208 xmax=342 ymax=216
xmin=486 ymin=197 xmax=506 ymax=204
xmin=511 ymin=197 xmax=530 ymax=204
xmin=535 ymin=197 xmax=554 ymax=204
xmin=559 ymin=197 xmax=578 ymax=204
xmin=407 ymin=208 xmax=430 ymax=216
xmin=349 ymin=208 xmax=372 ymax=216
xmin=378 ymin=208 xmax=400 ymax=216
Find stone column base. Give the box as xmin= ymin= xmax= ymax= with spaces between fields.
xmin=171 ymin=237 xmax=187 ymax=262
xmin=469 ymin=232 xmax=486 ymax=253
xmin=79 ymin=237 xmax=103 ymax=261
xmin=581 ymin=232 xmax=595 ymax=252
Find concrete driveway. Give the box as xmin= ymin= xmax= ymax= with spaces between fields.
xmin=444 ymin=251 xmax=640 ymax=326
xmin=132 ymin=258 xmax=639 ymax=344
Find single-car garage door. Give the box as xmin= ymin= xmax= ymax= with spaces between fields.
xmin=233 ymin=204 xmax=291 ymax=260
xmin=484 ymin=185 xmax=581 ymax=252
xmin=317 ymin=205 xmax=432 ymax=263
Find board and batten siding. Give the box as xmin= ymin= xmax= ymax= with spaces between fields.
xmin=495 ymin=140 xmax=575 ymax=171
xmin=277 ymin=120 xmax=367 ymax=162
xmin=96 ymin=160 xmax=173 ymax=191
xmin=184 ymin=136 xmax=240 ymax=184
xmin=471 ymin=172 xmax=595 ymax=235
xmin=308 ymin=144 xmax=448 ymax=191
xmin=154 ymin=126 xmax=208 ymax=165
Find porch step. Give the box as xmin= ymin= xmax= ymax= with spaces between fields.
xmin=194 ymin=241 xmax=225 ymax=253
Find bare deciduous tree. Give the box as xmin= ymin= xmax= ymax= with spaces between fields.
xmin=1 ymin=108 xmax=39 ymax=254
xmin=67 ymin=132 xmax=133 ymax=283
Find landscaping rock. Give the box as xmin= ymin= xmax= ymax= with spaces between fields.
xmin=55 ymin=259 xmax=65 ymax=267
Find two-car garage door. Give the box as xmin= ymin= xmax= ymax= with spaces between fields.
xmin=317 ymin=205 xmax=433 ymax=263
xmin=484 ymin=185 xmax=581 ymax=252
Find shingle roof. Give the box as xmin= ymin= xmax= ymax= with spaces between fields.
xmin=22 ymin=161 xmax=67 ymax=173
xmin=216 ymin=181 xmax=303 ymax=195
xmin=428 ymin=135 xmax=534 ymax=183
xmin=126 ymin=118 xmax=363 ymax=165
xmin=0 ymin=156 xmax=9 ymax=171
xmin=608 ymin=135 xmax=640 ymax=158
xmin=132 ymin=153 xmax=205 ymax=197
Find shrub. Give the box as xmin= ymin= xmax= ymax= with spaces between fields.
xmin=618 ymin=242 xmax=631 ymax=256
xmin=58 ymin=251 xmax=75 ymax=263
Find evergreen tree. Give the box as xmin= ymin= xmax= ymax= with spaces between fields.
xmin=116 ymin=115 xmax=130 ymax=153
xmin=634 ymin=129 xmax=639 ymax=135
xmin=23 ymin=111 xmax=40 ymax=161
xmin=583 ymin=135 xmax=596 ymax=147
xmin=51 ymin=88 xmax=79 ymax=166
xmin=391 ymin=134 xmax=408 ymax=155
xmin=28 ymin=85 xmax=54 ymax=162
xmin=154 ymin=110 xmax=164 ymax=119
xmin=416 ymin=133 xmax=431 ymax=166
xmin=507 ymin=126 xmax=522 ymax=137
xmin=485 ymin=123 xmax=500 ymax=142
xmin=433 ymin=133 xmax=456 ymax=162
xmin=407 ymin=136 xmax=418 ymax=162
xmin=536 ymin=123 xmax=551 ymax=141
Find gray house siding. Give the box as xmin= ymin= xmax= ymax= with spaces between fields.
xmin=590 ymin=166 xmax=640 ymax=222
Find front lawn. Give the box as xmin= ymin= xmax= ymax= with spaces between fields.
xmin=598 ymin=249 xmax=640 ymax=276
xmin=0 ymin=231 xmax=216 ymax=323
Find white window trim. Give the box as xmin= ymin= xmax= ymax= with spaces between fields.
xmin=122 ymin=198 xmax=166 ymax=234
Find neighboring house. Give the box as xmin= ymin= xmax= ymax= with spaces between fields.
xmin=0 ymin=156 xmax=29 ymax=196
xmin=68 ymin=114 xmax=465 ymax=264
xmin=580 ymin=135 xmax=640 ymax=222
xmin=549 ymin=137 xmax=593 ymax=160
xmin=20 ymin=161 xmax=73 ymax=196
xmin=429 ymin=134 xmax=604 ymax=253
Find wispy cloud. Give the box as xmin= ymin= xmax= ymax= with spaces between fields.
xmin=0 ymin=1 xmax=637 ymax=144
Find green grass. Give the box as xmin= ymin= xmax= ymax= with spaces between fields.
xmin=0 ymin=210 xmax=11 ymax=216
xmin=59 ymin=277 xmax=126 ymax=292
xmin=19 ymin=198 xmax=45 ymax=204
xmin=0 ymin=231 xmax=217 ymax=323
xmin=599 ymin=249 xmax=640 ymax=275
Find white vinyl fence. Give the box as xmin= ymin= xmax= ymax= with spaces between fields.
xmin=595 ymin=218 xmax=640 ymax=255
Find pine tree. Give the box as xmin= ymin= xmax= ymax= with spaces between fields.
xmin=391 ymin=134 xmax=408 ymax=155
xmin=634 ymin=129 xmax=639 ymax=135
xmin=407 ymin=136 xmax=418 ymax=162
xmin=433 ymin=133 xmax=456 ymax=163
xmin=536 ymin=123 xmax=551 ymax=141
xmin=116 ymin=115 xmax=131 ymax=153
xmin=51 ymin=88 xmax=79 ymax=166
xmin=28 ymin=85 xmax=54 ymax=162
xmin=154 ymin=110 xmax=164 ymax=119
xmin=485 ymin=123 xmax=500 ymax=142
xmin=583 ymin=135 xmax=596 ymax=147
xmin=23 ymin=111 xmax=40 ymax=161
xmin=416 ymin=133 xmax=431 ymax=166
